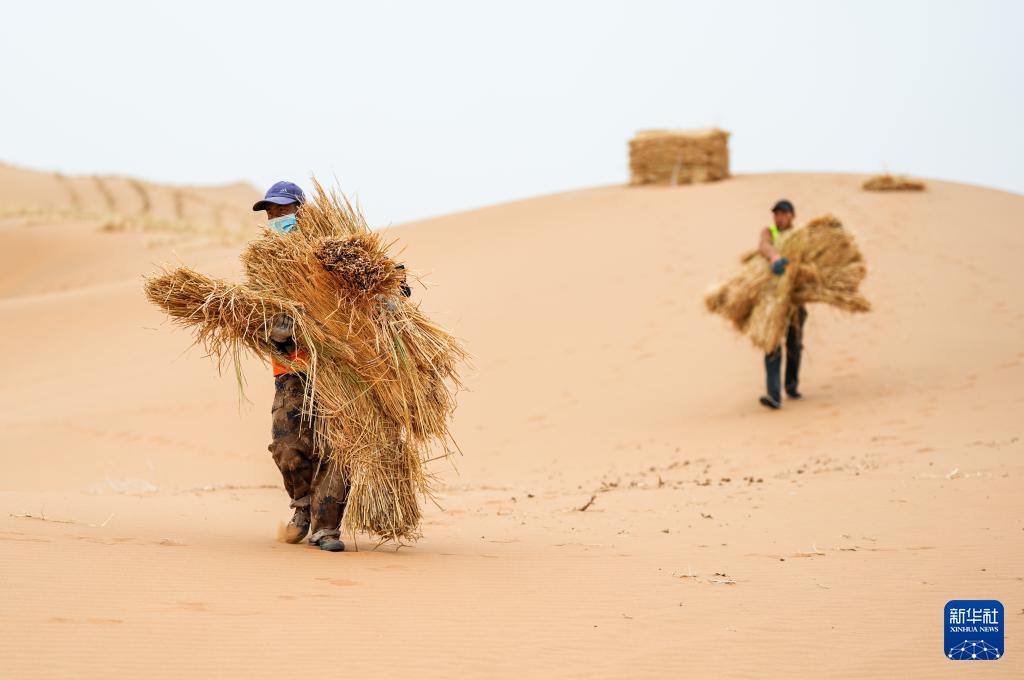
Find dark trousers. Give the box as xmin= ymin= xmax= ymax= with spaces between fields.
xmin=764 ymin=307 xmax=807 ymax=402
xmin=268 ymin=372 xmax=348 ymax=540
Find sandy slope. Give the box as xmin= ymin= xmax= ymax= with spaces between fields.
xmin=0 ymin=168 xmax=1022 ymax=679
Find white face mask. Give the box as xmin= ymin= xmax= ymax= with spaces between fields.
xmin=268 ymin=214 xmax=298 ymax=233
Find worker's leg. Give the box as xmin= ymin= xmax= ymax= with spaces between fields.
xmin=268 ymin=373 xmax=316 ymax=542
xmin=763 ymin=346 xmax=783 ymax=406
xmin=308 ymin=456 xmax=349 ymax=552
xmin=784 ymin=307 xmax=808 ymax=398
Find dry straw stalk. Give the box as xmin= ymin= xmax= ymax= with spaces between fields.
xmin=862 ymin=174 xmax=926 ymax=192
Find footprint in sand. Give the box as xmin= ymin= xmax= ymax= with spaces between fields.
xmin=314 ymin=576 xmax=359 ymax=587
xmin=156 ymin=538 xmax=187 ymax=546
xmin=178 ymin=601 xmax=209 ymax=612
xmin=0 ymin=535 xmax=51 ymax=543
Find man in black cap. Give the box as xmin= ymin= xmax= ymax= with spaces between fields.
xmin=757 ymin=199 xmax=806 ymax=410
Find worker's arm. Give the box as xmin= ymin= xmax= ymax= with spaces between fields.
xmin=759 ymin=228 xmax=789 ymax=276
xmin=758 ymin=227 xmax=782 ymax=263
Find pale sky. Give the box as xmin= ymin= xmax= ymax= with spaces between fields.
xmin=2 ymin=1 xmax=1021 ymax=225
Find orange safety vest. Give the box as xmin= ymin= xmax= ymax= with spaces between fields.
xmin=272 ymin=350 xmax=309 ymax=377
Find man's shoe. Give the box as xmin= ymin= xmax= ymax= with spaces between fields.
xmin=759 ymin=395 xmax=782 ymax=410
xmin=309 ymin=529 xmax=345 ymax=552
xmin=318 ymin=537 xmax=345 ymax=552
xmin=786 ymin=389 xmax=803 ymax=400
xmin=283 ymin=508 xmax=310 ymax=544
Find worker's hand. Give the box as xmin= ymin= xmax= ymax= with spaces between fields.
xmin=375 ymin=294 xmax=400 ymax=313
xmin=771 ymin=257 xmax=789 ymax=276
xmin=269 ymin=313 xmax=294 ymax=342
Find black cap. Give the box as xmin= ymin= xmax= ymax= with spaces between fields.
xmin=772 ymin=199 xmax=795 ymax=214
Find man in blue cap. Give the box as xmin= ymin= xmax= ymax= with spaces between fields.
xmin=253 ymin=181 xmax=347 ymax=552
xmin=757 ymin=199 xmax=807 ymax=410
xmin=253 ymin=180 xmax=306 ymax=233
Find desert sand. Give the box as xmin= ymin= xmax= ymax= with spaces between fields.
xmin=1 ymin=163 xmax=1021 ymax=678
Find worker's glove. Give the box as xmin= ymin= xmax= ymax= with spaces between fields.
xmin=375 ymin=294 xmax=401 ymax=313
xmin=269 ymin=313 xmax=295 ymax=342
xmin=771 ymin=257 xmax=789 ymax=276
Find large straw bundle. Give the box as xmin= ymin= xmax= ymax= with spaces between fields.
xmin=705 ymin=215 xmax=870 ymax=352
xmin=144 ymin=180 xmax=467 ymax=541
xmin=862 ymin=174 xmax=926 ymax=192
xmin=629 ymin=128 xmax=730 ymax=186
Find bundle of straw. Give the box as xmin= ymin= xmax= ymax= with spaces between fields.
xmin=142 ymin=266 xmax=298 ymax=370
xmin=144 ymin=180 xmax=467 ymax=541
xmin=862 ymin=174 xmax=926 ymax=192
xmin=705 ymin=215 xmax=870 ymax=352
xmin=629 ymin=128 xmax=730 ymax=186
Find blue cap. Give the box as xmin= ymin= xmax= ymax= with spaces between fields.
xmin=253 ymin=181 xmax=306 ymax=211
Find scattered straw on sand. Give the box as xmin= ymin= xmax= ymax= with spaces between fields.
xmin=11 ymin=510 xmax=114 ymax=528
xmin=862 ymin=174 xmax=926 ymax=192
xmin=145 ymin=180 xmax=468 ymax=542
xmin=705 ymin=215 xmax=870 ymax=352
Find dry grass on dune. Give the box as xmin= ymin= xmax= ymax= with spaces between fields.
xmin=705 ymin=215 xmax=870 ymax=352
xmin=862 ymin=174 xmax=926 ymax=192
xmin=144 ymin=180 xmax=468 ymax=541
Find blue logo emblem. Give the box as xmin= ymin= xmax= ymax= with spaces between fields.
xmin=945 ymin=600 xmax=1004 ymax=660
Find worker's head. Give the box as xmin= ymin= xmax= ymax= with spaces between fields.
xmin=771 ymin=199 xmax=795 ymax=230
xmin=253 ymin=181 xmax=306 ymax=232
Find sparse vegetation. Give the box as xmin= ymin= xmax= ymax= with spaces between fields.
xmin=92 ymin=175 xmax=117 ymax=212
xmin=862 ymin=174 xmax=926 ymax=192
xmin=53 ymin=172 xmax=82 ymax=210
xmin=172 ymin=189 xmax=186 ymax=220
xmin=127 ymin=178 xmax=152 ymax=214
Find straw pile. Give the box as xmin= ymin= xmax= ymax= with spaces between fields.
xmin=705 ymin=215 xmax=870 ymax=352
xmin=629 ymin=128 xmax=730 ymax=186
xmin=862 ymin=174 xmax=926 ymax=192
xmin=144 ymin=180 xmax=467 ymax=542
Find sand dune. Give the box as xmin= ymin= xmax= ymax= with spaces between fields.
xmin=1 ymin=167 xmax=1022 ymax=678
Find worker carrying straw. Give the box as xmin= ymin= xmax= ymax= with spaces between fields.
xmin=705 ymin=199 xmax=870 ymax=410
xmin=144 ymin=180 xmax=467 ymax=551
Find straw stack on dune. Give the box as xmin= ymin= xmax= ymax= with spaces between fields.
xmin=862 ymin=174 xmax=926 ymax=192
xmin=629 ymin=128 xmax=730 ymax=186
xmin=144 ymin=181 xmax=467 ymax=541
xmin=705 ymin=215 xmax=870 ymax=352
